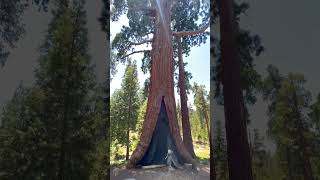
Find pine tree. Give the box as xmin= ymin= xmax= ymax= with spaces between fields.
xmin=89 ymin=82 xmax=110 ymax=180
xmin=261 ymin=69 xmax=315 ymax=180
xmin=0 ymin=84 xmax=45 ymax=179
xmin=192 ymin=82 xmax=210 ymax=141
xmin=110 ymin=60 xmax=141 ymax=160
xmin=1 ymin=1 xmax=98 ymax=179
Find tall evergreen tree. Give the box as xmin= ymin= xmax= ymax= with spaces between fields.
xmin=261 ymin=69 xmax=315 ymax=180
xmin=215 ymin=0 xmax=255 ymax=178
xmin=122 ymin=60 xmax=141 ymax=160
xmin=89 ymin=82 xmax=110 ymax=180
xmin=192 ymin=83 xmax=210 ymax=140
xmin=0 ymin=84 xmax=43 ymax=179
xmin=171 ymin=0 xmax=209 ymax=158
xmin=110 ymin=60 xmax=141 ymax=160
xmin=39 ymin=1 xmax=97 ymax=179
xmin=1 ymin=1 xmax=98 ymax=179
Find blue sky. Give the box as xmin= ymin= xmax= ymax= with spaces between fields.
xmin=110 ymin=15 xmax=210 ymax=106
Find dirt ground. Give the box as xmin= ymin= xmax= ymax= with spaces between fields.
xmin=110 ymin=164 xmax=210 ymax=180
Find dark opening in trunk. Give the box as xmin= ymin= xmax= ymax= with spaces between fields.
xmin=138 ymin=99 xmax=183 ymax=166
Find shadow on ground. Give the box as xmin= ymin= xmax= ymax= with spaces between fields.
xmin=110 ymin=164 xmax=210 ymax=180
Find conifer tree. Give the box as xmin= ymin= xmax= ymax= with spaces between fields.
xmin=110 ymin=60 xmax=141 ymax=160
xmin=261 ymin=68 xmax=315 ymax=180
xmin=1 ymin=1 xmax=98 ymax=179
xmin=192 ymin=82 xmax=210 ymax=140
xmin=89 ymin=83 xmax=110 ymax=180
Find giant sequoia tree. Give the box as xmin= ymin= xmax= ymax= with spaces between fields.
xmin=110 ymin=0 xmax=209 ymax=168
xmin=216 ymin=0 xmax=255 ymax=179
xmin=172 ymin=0 xmax=209 ymax=157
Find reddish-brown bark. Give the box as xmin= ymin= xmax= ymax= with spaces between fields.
xmin=177 ymin=37 xmax=196 ymax=158
xmin=219 ymin=0 xmax=253 ymax=179
xmin=127 ymin=0 xmax=196 ymax=168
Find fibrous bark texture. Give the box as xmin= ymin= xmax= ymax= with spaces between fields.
xmin=127 ymin=0 xmax=196 ymax=168
xmin=177 ymin=37 xmax=196 ymax=158
xmin=219 ymin=0 xmax=253 ymax=179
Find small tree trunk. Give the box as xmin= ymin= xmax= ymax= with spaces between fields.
xmin=219 ymin=0 xmax=253 ymax=179
xmin=126 ymin=96 xmax=132 ymax=160
xmin=303 ymin=154 xmax=314 ymax=180
xmin=177 ymin=37 xmax=196 ymax=158
xmin=203 ymin=110 xmax=210 ymax=141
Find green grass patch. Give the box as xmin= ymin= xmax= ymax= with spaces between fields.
xmin=194 ymin=141 xmax=210 ymax=164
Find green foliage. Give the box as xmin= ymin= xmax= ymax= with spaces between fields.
xmin=309 ymin=94 xmax=320 ymax=150
xmin=213 ymin=119 xmax=228 ymax=180
xmin=0 ymin=85 xmax=45 ymax=179
xmin=136 ymin=98 xmax=147 ymax=135
xmin=110 ymin=60 xmax=141 ymax=159
xmin=171 ymin=0 xmax=209 ymax=93
xmin=192 ymin=82 xmax=209 ymax=133
xmin=110 ymin=0 xmax=209 ymax=90
xmin=89 ymin=84 xmax=110 ymax=180
xmin=189 ymin=107 xmax=207 ymax=141
xmin=176 ymin=100 xmax=182 ymax=135
xmin=212 ymin=1 xmax=264 ymax=123
xmin=0 ymin=1 xmax=105 ymax=179
xmin=260 ymin=67 xmax=318 ymax=179
xmin=0 ymin=0 xmax=56 ymax=67
xmin=250 ymin=129 xmax=269 ymax=180
xmin=0 ymin=0 xmax=26 ymax=67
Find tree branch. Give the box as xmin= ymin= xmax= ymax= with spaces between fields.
xmin=129 ymin=39 xmax=152 ymax=46
xmin=172 ymin=24 xmax=210 ymax=37
xmin=121 ymin=50 xmax=151 ymax=59
xmin=128 ymin=6 xmax=156 ymax=13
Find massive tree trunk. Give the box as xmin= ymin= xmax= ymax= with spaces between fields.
xmin=219 ymin=0 xmax=253 ymax=179
xmin=127 ymin=0 xmax=196 ymax=168
xmin=177 ymin=37 xmax=196 ymax=158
